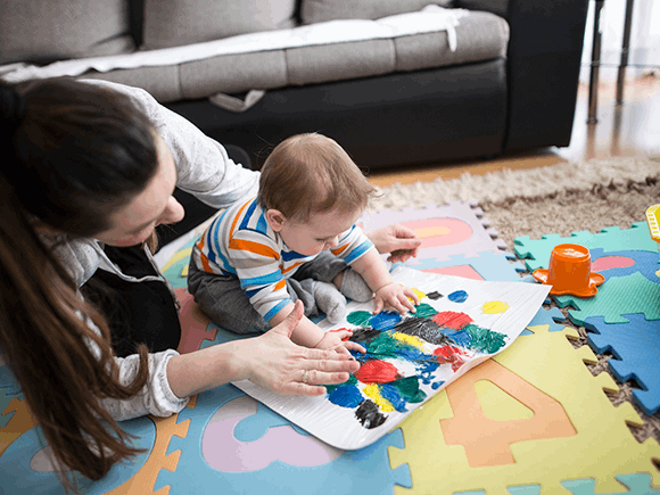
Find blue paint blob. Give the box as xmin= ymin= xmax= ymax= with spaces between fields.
xmin=355 ymin=352 xmax=374 ymax=363
xmin=396 ymin=346 xmax=434 ymax=363
xmin=416 ymin=361 xmax=439 ymax=385
xmin=442 ymin=329 xmax=472 ymax=347
xmin=379 ymin=384 xmax=409 ymax=413
xmin=448 ymin=290 xmax=469 ymax=303
xmin=369 ymin=311 xmax=402 ymax=330
xmin=327 ymin=383 xmax=364 ymax=408
xmin=431 ymin=381 xmax=445 ymax=390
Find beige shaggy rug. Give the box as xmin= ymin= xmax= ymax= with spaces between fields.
xmin=368 ymin=154 xmax=660 ymax=447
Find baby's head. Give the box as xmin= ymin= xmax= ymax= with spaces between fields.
xmin=258 ymin=133 xmax=376 ymax=254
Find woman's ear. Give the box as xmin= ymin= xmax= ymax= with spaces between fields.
xmin=265 ymin=209 xmax=287 ymax=232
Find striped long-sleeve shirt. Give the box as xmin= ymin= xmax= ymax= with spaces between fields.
xmin=191 ymin=197 xmax=374 ymax=321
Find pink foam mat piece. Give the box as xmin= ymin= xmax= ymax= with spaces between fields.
xmin=360 ymin=202 xmax=506 ymax=262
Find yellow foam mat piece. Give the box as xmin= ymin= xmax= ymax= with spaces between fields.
xmin=0 ymin=399 xmax=35 ymax=458
xmin=388 ymin=324 xmax=660 ymax=494
xmin=105 ymin=396 xmax=196 ymax=495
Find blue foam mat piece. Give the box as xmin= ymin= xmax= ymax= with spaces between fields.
xmin=584 ymin=315 xmax=660 ymax=415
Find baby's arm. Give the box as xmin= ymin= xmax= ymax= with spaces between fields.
xmin=350 ymin=249 xmax=419 ymax=314
xmin=269 ymin=302 xmax=365 ymax=354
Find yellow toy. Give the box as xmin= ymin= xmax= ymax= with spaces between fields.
xmin=645 ymin=204 xmax=660 ymax=254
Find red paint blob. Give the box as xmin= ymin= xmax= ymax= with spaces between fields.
xmin=433 ymin=311 xmax=473 ymax=330
xmin=434 ymin=346 xmax=469 ymax=372
xmin=355 ymin=360 xmax=400 ymax=384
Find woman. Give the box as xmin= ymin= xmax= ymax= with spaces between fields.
xmin=0 ymin=77 xmax=420 ymax=490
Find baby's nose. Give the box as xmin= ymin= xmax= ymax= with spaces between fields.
xmin=324 ymin=236 xmax=339 ymax=249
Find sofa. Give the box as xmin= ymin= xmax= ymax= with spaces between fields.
xmin=0 ymin=0 xmax=589 ymax=243
xmin=2 ymin=0 xmax=589 ymax=169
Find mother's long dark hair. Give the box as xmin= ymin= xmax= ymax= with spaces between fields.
xmin=0 ymin=78 xmax=159 ymax=490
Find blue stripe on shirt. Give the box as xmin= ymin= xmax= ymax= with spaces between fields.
xmin=255 ymin=211 xmax=268 ymax=234
xmin=264 ymin=298 xmax=292 ymax=322
xmin=343 ymin=240 xmax=374 ymax=264
xmin=239 ymin=271 xmax=284 ymax=289
xmin=239 ymin=198 xmax=258 ymax=231
xmin=281 ymin=250 xmax=312 ymax=262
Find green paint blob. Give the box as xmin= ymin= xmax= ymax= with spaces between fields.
xmin=391 ymin=376 xmax=426 ymax=403
xmin=464 ymin=324 xmax=507 ymax=354
xmin=324 ymin=374 xmax=357 ymax=394
xmin=347 ymin=310 xmax=373 ymax=327
xmin=413 ymin=303 xmax=438 ymax=319
xmin=366 ymin=331 xmax=404 ymax=359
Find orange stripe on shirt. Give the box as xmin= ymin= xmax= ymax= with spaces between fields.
xmin=331 ymin=244 xmax=349 ymax=256
xmin=229 ymin=200 xmax=251 ymax=241
xmin=200 ymin=252 xmax=212 ymax=273
xmin=229 ymin=239 xmax=279 ymax=259
xmin=273 ymin=279 xmax=287 ymax=292
xmin=281 ymin=261 xmax=303 ymax=274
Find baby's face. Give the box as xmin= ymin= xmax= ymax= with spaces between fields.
xmin=279 ymin=208 xmax=362 ymax=256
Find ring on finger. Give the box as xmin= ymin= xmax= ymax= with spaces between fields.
xmin=302 ymin=369 xmax=308 ymax=384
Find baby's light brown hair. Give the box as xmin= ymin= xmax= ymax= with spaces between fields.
xmin=258 ymin=133 xmax=376 ymax=222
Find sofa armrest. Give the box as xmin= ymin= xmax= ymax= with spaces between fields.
xmin=457 ymin=0 xmax=589 ymax=152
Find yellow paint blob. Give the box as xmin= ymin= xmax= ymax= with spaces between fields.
xmin=393 ymin=332 xmax=426 ymax=350
xmin=363 ymin=383 xmax=395 ymax=413
xmin=411 ymin=287 xmax=426 ymax=302
xmin=482 ymin=300 xmax=509 ymax=314
xmin=656 ymin=268 xmax=660 ymax=278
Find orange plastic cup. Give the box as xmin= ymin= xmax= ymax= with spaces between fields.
xmin=532 ymin=243 xmax=605 ymax=297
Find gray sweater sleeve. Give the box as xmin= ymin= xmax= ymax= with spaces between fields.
xmin=81 ymin=79 xmax=260 ymax=208
xmin=98 ymin=347 xmax=189 ymax=421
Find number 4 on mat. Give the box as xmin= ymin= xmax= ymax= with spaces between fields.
xmin=440 ymin=360 xmax=576 ymax=467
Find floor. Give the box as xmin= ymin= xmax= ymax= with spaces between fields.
xmin=367 ymin=70 xmax=660 ymax=188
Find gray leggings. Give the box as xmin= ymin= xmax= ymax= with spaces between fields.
xmin=187 ymin=250 xmax=348 ymax=334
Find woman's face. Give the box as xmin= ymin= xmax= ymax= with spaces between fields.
xmin=94 ymin=135 xmax=185 ymax=247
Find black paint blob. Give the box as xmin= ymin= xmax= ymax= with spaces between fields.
xmin=351 ymin=327 xmax=381 ymax=343
xmin=355 ymin=400 xmax=387 ymax=429
xmin=393 ymin=317 xmax=454 ymax=346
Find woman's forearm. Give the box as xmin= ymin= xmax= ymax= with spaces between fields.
xmin=166 ymin=341 xmax=245 ymax=398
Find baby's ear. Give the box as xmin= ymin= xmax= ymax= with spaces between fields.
xmin=265 ymin=209 xmax=287 ymax=232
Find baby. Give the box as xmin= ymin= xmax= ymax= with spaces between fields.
xmin=187 ymin=133 xmax=418 ymax=352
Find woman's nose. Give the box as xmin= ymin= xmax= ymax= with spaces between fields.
xmin=157 ymin=197 xmax=185 ymax=226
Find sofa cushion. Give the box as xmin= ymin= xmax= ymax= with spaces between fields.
xmin=0 ymin=0 xmax=134 ymax=65
xmin=4 ymin=7 xmax=508 ymax=107
xmin=142 ymin=0 xmax=298 ymax=50
xmin=394 ymin=11 xmax=509 ymax=72
xmin=301 ymin=0 xmax=454 ymax=24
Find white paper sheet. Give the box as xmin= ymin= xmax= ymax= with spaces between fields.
xmin=234 ymin=267 xmax=550 ymax=450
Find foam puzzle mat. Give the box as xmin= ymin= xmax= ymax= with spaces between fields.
xmin=515 ymin=223 xmax=660 ymax=417
xmin=1 ymin=202 xmax=659 ymax=494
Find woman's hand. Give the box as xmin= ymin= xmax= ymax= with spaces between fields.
xmin=365 ymin=224 xmax=421 ymax=263
xmin=242 ymin=301 xmax=361 ymax=396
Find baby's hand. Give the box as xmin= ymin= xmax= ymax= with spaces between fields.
xmin=374 ymin=283 xmax=419 ymax=315
xmin=315 ymin=329 xmax=366 ymax=355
